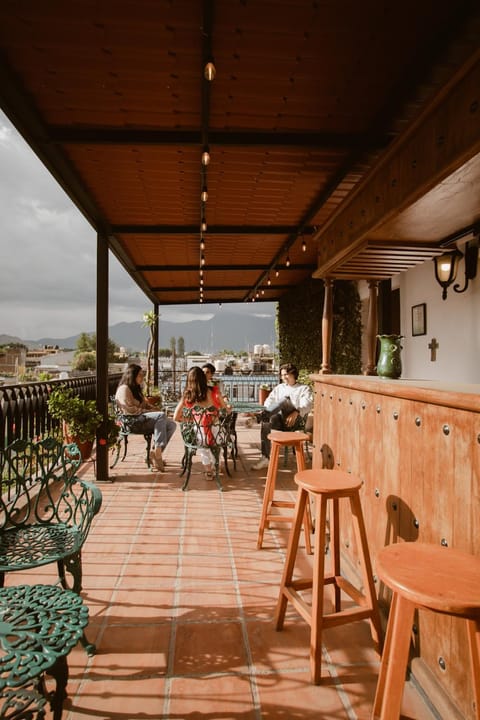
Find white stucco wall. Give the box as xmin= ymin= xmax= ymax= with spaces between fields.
xmin=399 ymin=259 xmax=480 ymax=383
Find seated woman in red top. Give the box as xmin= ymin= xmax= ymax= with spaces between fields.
xmin=174 ymin=366 xmax=230 ymax=477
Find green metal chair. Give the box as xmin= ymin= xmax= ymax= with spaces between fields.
xmin=179 ymin=405 xmax=236 ymax=491
xmin=0 ymin=436 xmax=102 ymax=655
xmin=109 ymin=396 xmax=153 ymax=469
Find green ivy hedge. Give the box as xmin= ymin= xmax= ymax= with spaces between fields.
xmin=277 ymin=279 xmax=362 ymax=376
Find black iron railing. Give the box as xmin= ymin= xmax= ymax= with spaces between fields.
xmin=0 ymin=371 xmax=278 ymax=450
xmin=0 ymin=375 xmax=121 ymax=449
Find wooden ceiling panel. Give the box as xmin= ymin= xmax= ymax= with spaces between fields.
xmin=0 ymin=0 xmax=478 ymax=306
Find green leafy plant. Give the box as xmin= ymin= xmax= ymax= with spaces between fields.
xmin=47 ymin=386 xmax=103 ymax=443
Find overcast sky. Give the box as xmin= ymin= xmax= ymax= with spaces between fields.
xmin=0 ymin=110 xmax=276 ymax=341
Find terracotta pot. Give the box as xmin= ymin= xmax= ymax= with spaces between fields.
xmin=258 ymin=387 xmax=271 ymax=404
xmin=63 ymin=422 xmax=94 ymax=461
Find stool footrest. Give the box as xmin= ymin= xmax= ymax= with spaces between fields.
xmin=280 ymin=588 xmax=312 ymax=626
xmin=266 ymin=514 xmax=295 ymax=524
xmin=271 ymin=500 xmax=295 ymax=509
xmin=335 ymin=575 xmax=369 ymax=607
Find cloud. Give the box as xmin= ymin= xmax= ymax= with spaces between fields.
xmin=0 ymin=110 xmax=276 ymax=342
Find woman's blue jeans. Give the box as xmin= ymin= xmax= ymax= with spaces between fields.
xmin=131 ymin=412 xmax=176 ymax=449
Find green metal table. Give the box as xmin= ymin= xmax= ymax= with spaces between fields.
xmin=231 ymin=401 xmax=264 ymax=414
xmin=0 ymin=584 xmax=89 ymax=720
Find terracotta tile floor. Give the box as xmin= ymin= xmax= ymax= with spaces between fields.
xmin=10 ymin=420 xmax=439 ymax=719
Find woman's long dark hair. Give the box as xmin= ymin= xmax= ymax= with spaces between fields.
xmin=119 ymin=363 xmax=145 ymax=402
xmin=183 ymin=366 xmax=208 ymax=403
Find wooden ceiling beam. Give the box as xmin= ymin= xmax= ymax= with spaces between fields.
xmin=49 ymin=127 xmax=373 ymax=151
xmin=138 ymin=263 xmax=316 ymax=272
xmin=112 ymin=224 xmax=314 ymax=235
xmin=151 ymin=284 xmax=291 ymax=292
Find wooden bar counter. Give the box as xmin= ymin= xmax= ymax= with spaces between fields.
xmin=311 ymin=374 xmax=480 ymax=720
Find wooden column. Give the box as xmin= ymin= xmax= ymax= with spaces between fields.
xmin=364 ymin=280 xmax=379 ymax=376
xmin=153 ymin=303 xmax=159 ymax=389
xmin=96 ymin=231 xmax=109 ymax=482
xmin=320 ymin=278 xmax=334 ymax=374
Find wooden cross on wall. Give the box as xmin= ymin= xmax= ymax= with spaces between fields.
xmin=428 ymin=337 xmax=439 ymax=361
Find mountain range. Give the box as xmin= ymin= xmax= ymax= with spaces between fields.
xmin=0 ymin=310 xmax=277 ymax=354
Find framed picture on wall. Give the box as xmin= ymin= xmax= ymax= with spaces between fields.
xmin=411 ymin=303 xmax=427 ymax=336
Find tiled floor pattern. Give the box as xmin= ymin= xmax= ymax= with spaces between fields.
xmin=9 ymin=420 xmax=439 ymax=719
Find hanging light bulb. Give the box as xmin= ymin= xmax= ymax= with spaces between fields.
xmin=200 ymin=268 xmax=204 ymax=278
xmin=275 ymin=268 xmax=279 ymax=277
xmin=201 ymin=253 xmax=206 ymax=266
xmin=200 ymin=277 xmax=204 ymax=285
xmin=302 ymin=237 xmax=307 ymax=252
xmin=286 ymin=255 xmax=291 ymax=267
xmin=201 ymin=187 xmax=208 ymax=202
xmin=204 ymin=61 xmax=216 ymax=81
xmin=201 ymin=149 xmax=210 ymax=166
xmin=267 ymin=276 xmax=271 ymax=286
xmin=261 ymin=288 xmax=265 ymax=295
xmin=201 ymin=217 xmax=207 ymax=233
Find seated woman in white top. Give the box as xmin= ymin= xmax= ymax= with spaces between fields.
xmin=115 ymin=363 xmax=176 ymax=472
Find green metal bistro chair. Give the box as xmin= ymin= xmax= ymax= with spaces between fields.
xmin=109 ymin=396 xmax=153 ymax=469
xmin=179 ymin=405 xmax=236 ymax=491
xmin=0 ymin=437 xmax=102 ymax=655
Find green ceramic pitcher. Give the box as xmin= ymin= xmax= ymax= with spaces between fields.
xmin=376 ymin=334 xmax=403 ymax=379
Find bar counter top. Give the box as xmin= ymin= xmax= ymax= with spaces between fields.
xmin=310 ymin=374 xmax=480 ymax=412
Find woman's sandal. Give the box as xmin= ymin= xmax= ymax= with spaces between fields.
xmin=204 ymin=465 xmax=214 ymax=478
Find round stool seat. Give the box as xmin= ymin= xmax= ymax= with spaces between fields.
xmin=295 ymin=468 xmax=362 ymax=495
xmin=267 ymin=430 xmax=310 ymax=446
xmin=377 ymin=542 xmax=480 ymax=617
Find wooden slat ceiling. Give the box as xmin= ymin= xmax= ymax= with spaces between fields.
xmin=0 ymin=0 xmax=479 ymax=306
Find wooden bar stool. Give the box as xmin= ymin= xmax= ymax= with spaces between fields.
xmin=275 ymin=468 xmax=382 ymax=684
xmin=257 ymin=430 xmax=312 ymax=554
xmin=372 ymin=542 xmax=480 ymax=720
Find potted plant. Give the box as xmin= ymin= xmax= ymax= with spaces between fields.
xmin=47 ymin=386 xmax=103 ymax=460
xmin=258 ymin=384 xmax=272 ymax=404
xmin=145 ymin=385 xmax=162 ymax=407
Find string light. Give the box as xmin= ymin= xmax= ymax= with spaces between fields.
xmin=302 ymin=237 xmax=306 ymax=252
xmin=201 ymin=187 xmax=208 ymax=202
xmin=200 ymin=235 xmax=206 ymax=250
xmin=204 ymin=61 xmax=216 ymax=81
xmin=267 ymin=276 xmax=271 ymax=286
xmin=201 ymin=150 xmax=210 ymax=166
xmin=201 ymin=253 xmax=206 ymax=266
xmin=286 ymin=255 xmax=291 ymax=267
xmin=275 ymin=269 xmax=279 ymax=277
